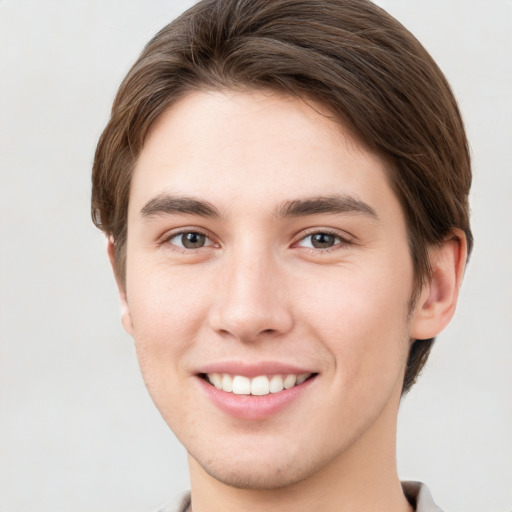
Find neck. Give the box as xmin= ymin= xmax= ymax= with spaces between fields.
xmin=187 ymin=391 xmax=413 ymax=512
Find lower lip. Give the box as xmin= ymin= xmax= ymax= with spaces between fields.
xmin=197 ymin=376 xmax=316 ymax=421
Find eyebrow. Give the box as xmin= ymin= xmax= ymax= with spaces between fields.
xmin=275 ymin=194 xmax=378 ymax=220
xmin=140 ymin=194 xmax=220 ymax=218
xmin=139 ymin=193 xmax=378 ymax=221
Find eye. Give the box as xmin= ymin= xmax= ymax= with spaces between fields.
xmin=296 ymin=231 xmax=345 ymax=250
xmin=168 ymin=231 xmax=214 ymax=249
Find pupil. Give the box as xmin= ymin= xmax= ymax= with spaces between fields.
xmin=183 ymin=232 xmax=205 ymax=248
xmin=312 ymin=233 xmax=335 ymax=248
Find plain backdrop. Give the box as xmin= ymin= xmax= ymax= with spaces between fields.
xmin=0 ymin=1 xmax=511 ymax=511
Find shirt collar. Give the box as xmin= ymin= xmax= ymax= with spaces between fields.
xmin=402 ymin=481 xmax=444 ymax=512
xmin=163 ymin=481 xmax=443 ymax=512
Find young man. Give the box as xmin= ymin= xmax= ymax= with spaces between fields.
xmin=91 ymin=1 xmax=472 ymax=511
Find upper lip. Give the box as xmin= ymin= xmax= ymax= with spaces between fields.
xmin=196 ymin=360 xmax=316 ymax=378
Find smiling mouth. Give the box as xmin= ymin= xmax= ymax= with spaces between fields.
xmin=200 ymin=373 xmax=317 ymax=396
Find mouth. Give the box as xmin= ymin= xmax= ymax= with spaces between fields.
xmin=200 ymin=372 xmax=317 ymax=396
xmin=196 ymin=366 xmax=319 ymax=420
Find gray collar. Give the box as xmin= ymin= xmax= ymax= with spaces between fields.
xmin=162 ymin=481 xmax=442 ymax=512
xmin=402 ymin=481 xmax=444 ymax=512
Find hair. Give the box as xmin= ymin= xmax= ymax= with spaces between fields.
xmin=91 ymin=0 xmax=472 ymax=394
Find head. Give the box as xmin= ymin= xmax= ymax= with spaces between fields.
xmin=92 ymin=0 xmax=472 ymax=396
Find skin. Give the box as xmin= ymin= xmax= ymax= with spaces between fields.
xmin=110 ymin=90 xmax=466 ymax=512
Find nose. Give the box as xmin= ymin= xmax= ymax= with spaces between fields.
xmin=208 ymin=247 xmax=294 ymax=343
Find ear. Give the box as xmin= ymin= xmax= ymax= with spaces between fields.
xmin=107 ymin=238 xmax=133 ymax=336
xmin=410 ymin=229 xmax=468 ymax=340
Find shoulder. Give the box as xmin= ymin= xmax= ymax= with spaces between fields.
xmin=402 ymin=481 xmax=444 ymax=512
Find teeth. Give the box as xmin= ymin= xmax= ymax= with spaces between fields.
xmin=283 ymin=374 xmax=297 ymax=389
xmin=232 ymin=376 xmax=251 ymax=395
xmin=250 ymin=375 xmax=269 ymax=395
xmin=296 ymin=373 xmax=310 ymax=385
xmin=209 ymin=373 xmax=222 ymax=389
xmin=206 ymin=373 xmax=312 ymax=395
xmin=269 ymin=374 xmax=284 ymax=393
xmin=221 ymin=374 xmax=233 ymax=392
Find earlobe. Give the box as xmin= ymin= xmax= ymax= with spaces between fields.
xmin=107 ymin=238 xmax=133 ymax=336
xmin=410 ymin=229 xmax=468 ymax=340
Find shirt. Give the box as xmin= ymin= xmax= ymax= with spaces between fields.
xmin=159 ymin=481 xmax=443 ymax=512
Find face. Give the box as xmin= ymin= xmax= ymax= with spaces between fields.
xmin=121 ymin=90 xmax=419 ymax=489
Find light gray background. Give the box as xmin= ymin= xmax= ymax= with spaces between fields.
xmin=0 ymin=1 xmax=510 ymax=511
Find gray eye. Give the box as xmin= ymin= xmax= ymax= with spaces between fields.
xmin=309 ymin=233 xmax=338 ymax=249
xmin=181 ymin=232 xmax=206 ymax=249
xmin=170 ymin=231 xmax=208 ymax=249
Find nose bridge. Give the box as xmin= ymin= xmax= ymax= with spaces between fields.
xmin=209 ymin=241 xmax=292 ymax=341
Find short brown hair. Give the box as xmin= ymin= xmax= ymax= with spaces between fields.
xmin=91 ymin=0 xmax=472 ymax=394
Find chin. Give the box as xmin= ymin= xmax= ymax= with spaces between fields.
xmin=186 ymin=432 xmax=337 ymax=491
xmin=196 ymin=454 xmax=315 ymax=490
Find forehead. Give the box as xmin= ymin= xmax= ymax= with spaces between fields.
xmin=130 ymin=89 xmax=398 ymax=220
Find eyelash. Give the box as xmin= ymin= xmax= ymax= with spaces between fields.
xmin=162 ymin=228 xmax=351 ymax=254
xmin=293 ymin=229 xmax=352 ymax=253
xmin=162 ymin=229 xmax=217 ymax=252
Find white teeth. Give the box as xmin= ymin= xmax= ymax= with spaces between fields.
xmin=209 ymin=373 xmax=222 ymax=389
xmin=296 ymin=373 xmax=309 ymax=385
xmin=283 ymin=374 xmax=297 ymax=389
xmin=269 ymin=375 xmax=284 ymax=393
xmin=206 ymin=373 xmax=312 ymax=395
xmin=251 ymin=375 xmax=269 ymax=396
xmin=221 ymin=374 xmax=233 ymax=392
xmin=232 ymin=375 xmax=251 ymax=395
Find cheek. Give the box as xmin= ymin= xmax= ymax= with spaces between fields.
xmin=128 ymin=259 xmax=210 ymax=331
xmin=125 ymin=268 xmax=214 ymax=427
xmin=300 ymin=264 xmax=413 ymax=391
xmin=125 ymin=263 xmax=213 ymax=381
